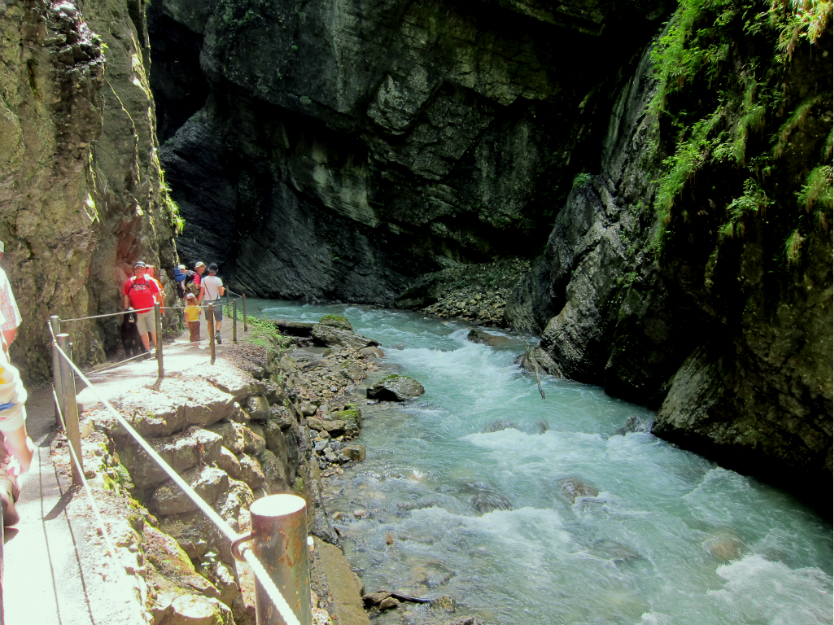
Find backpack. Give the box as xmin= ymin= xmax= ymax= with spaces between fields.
xmin=185 ymin=270 xmax=200 ymax=295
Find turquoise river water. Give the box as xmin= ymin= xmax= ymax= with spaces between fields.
xmin=251 ymin=300 xmax=832 ymax=625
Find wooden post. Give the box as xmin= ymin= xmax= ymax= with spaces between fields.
xmin=57 ymin=334 xmax=83 ymax=486
xmin=242 ymin=294 xmax=248 ymax=332
xmin=233 ymin=299 xmax=238 ymax=344
xmin=50 ymin=316 xmax=63 ymax=427
xmin=155 ymin=303 xmax=164 ymax=386
xmin=207 ymin=304 xmax=216 ymax=365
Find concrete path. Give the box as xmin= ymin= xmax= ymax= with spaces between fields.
xmin=2 ymin=313 xmax=245 ymax=624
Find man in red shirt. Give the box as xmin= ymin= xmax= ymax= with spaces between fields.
xmin=122 ymin=261 xmax=160 ymax=353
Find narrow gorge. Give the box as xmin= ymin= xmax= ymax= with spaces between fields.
xmin=0 ymin=0 xmax=831 ymax=619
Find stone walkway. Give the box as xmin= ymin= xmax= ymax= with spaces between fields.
xmin=2 ymin=315 xmax=243 ymax=625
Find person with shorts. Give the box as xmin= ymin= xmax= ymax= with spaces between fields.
xmin=0 ymin=309 xmax=34 ymax=527
xmin=122 ymin=261 xmax=160 ymax=354
xmin=198 ymin=263 xmax=225 ymax=344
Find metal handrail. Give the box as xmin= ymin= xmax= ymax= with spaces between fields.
xmin=60 ymin=307 xmax=154 ymax=323
xmin=49 ymin=333 xmax=304 ymax=625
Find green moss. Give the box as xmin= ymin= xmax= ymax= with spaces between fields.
xmin=773 ymin=97 xmax=817 ymax=158
xmin=572 ymin=172 xmax=593 ymax=190
xmin=334 ymin=408 xmax=361 ymax=423
xmin=318 ymin=314 xmax=352 ymax=330
xmin=650 ymin=0 xmax=832 ymax=265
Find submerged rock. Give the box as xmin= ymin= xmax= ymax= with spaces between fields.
xmin=445 ymin=618 xmax=486 ymax=625
xmin=532 ymin=419 xmax=550 ymax=434
xmin=367 ymin=375 xmax=425 ymax=401
xmin=557 ymin=477 xmax=600 ymax=504
xmin=470 ymin=491 xmax=513 ymax=514
xmin=703 ymin=529 xmax=746 ymax=562
xmin=613 ymin=415 xmax=652 ymax=436
xmin=482 ymin=420 xmax=518 ymax=433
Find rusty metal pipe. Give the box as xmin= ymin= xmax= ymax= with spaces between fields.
xmin=250 ymin=495 xmax=312 ymax=625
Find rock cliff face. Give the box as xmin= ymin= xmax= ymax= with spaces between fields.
xmin=507 ymin=6 xmax=832 ymax=511
xmin=148 ymin=0 xmax=670 ymax=301
xmin=0 ymin=0 xmax=179 ymax=382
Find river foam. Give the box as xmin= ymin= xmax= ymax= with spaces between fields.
xmin=253 ymin=300 xmax=833 ymax=625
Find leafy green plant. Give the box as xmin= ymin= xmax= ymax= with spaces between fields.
xmin=572 ymin=172 xmax=593 ymax=189
xmin=720 ymin=178 xmax=773 ymax=238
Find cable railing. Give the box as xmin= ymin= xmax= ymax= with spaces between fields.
xmin=45 ymin=292 xmax=312 ymax=625
xmin=53 ymin=286 xmax=249 ymax=383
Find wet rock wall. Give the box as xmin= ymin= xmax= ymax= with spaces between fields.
xmin=0 ymin=0 xmax=180 ymax=382
xmin=148 ymin=0 xmax=671 ymax=302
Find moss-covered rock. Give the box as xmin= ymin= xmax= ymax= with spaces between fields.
xmin=319 ymin=315 xmax=353 ymax=331
xmin=367 ymin=375 xmax=425 ymax=402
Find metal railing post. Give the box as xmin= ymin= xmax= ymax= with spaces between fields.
xmin=242 ymin=294 xmax=248 ymax=332
xmin=207 ymin=304 xmax=216 ymax=365
xmin=57 ymin=333 xmax=83 ymax=486
xmin=250 ymin=495 xmax=312 ymax=625
xmin=233 ymin=299 xmax=238 ymax=344
xmin=50 ymin=315 xmax=63 ymax=428
xmin=154 ymin=303 xmax=164 ymax=385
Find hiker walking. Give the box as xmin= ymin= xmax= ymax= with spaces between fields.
xmin=122 ymin=261 xmax=159 ymax=354
xmin=198 ymin=263 xmax=225 ymax=344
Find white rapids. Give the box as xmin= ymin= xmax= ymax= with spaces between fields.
xmin=251 ymin=300 xmax=833 ymax=625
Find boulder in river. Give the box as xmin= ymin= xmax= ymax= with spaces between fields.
xmin=482 ymin=420 xmax=518 ymax=433
xmin=367 ymin=375 xmax=425 ymax=401
xmin=703 ymin=529 xmax=746 ymax=562
xmin=613 ymin=415 xmax=652 ymax=436
xmin=312 ymin=323 xmax=380 ymax=350
xmin=466 ymin=329 xmax=513 ymax=348
xmin=557 ymin=476 xmax=600 ymax=504
xmin=318 ymin=314 xmax=353 ymax=331
xmin=470 ymin=491 xmax=513 ymax=514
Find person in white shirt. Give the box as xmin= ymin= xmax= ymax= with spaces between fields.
xmin=198 ymin=263 xmax=225 ymax=344
xmin=0 ymin=242 xmax=22 ymax=355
